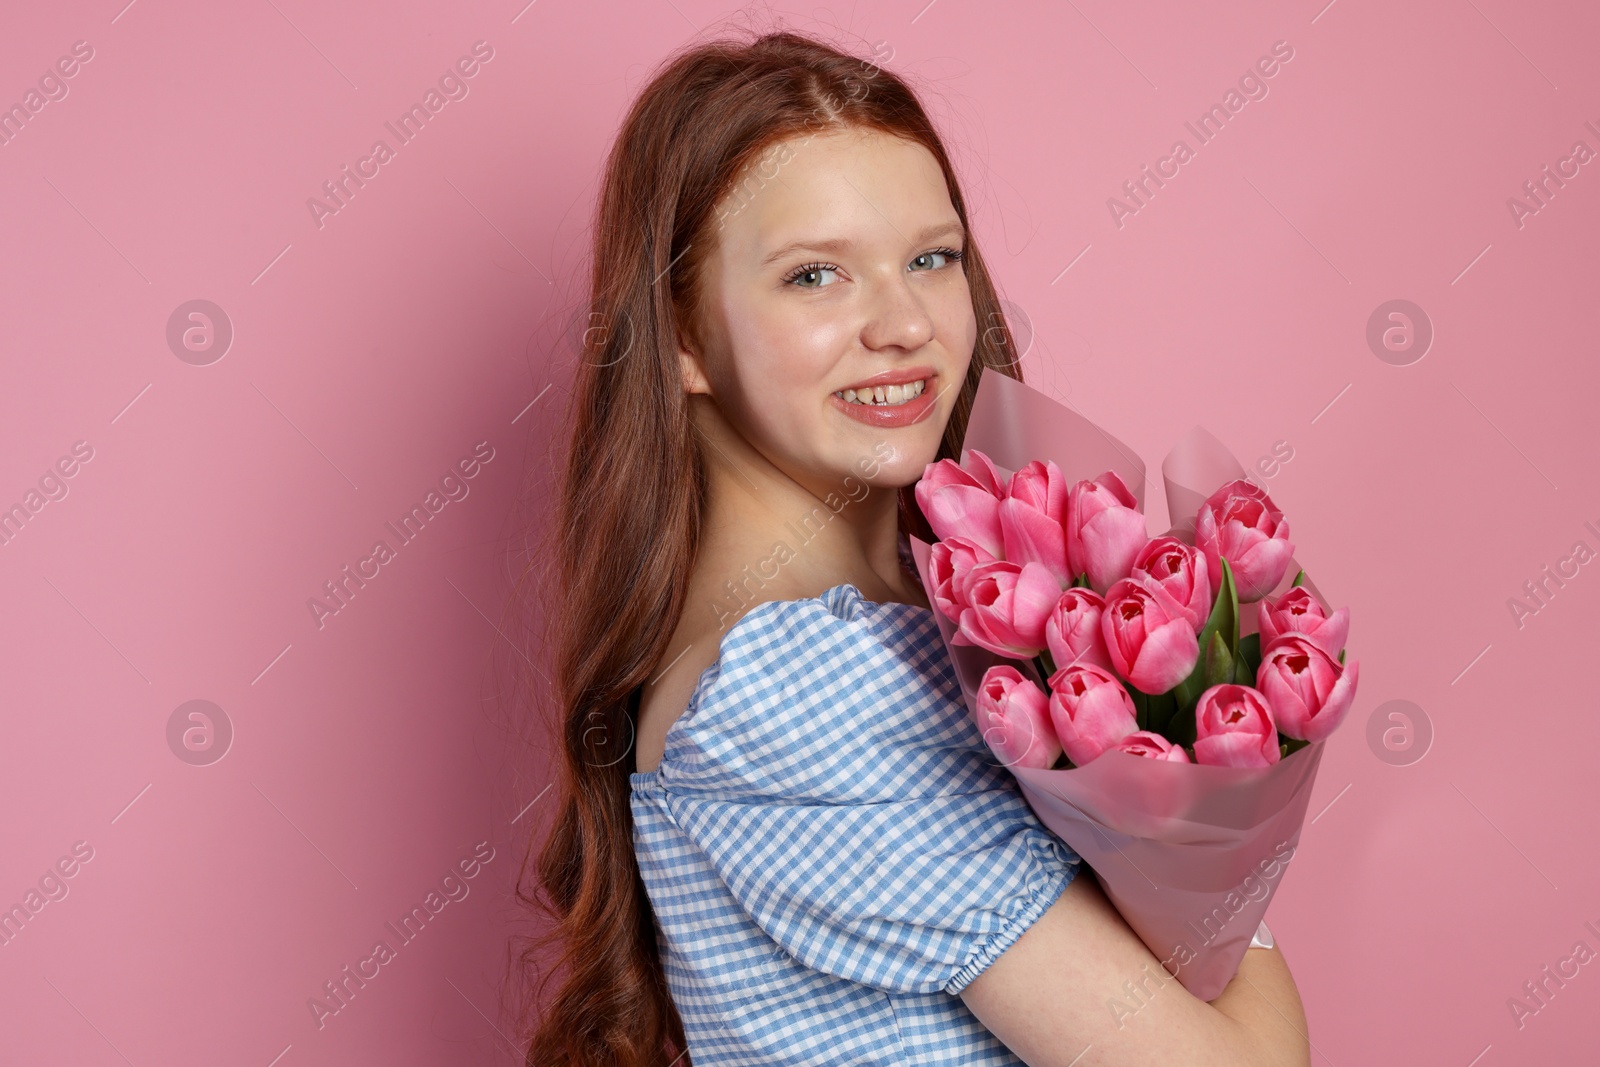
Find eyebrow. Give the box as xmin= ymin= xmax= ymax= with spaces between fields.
xmin=758 ymin=219 xmax=966 ymax=268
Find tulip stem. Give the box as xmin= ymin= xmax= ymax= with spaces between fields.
xmin=1033 ymin=649 xmax=1057 ymax=687
xmin=1129 ymin=688 xmax=1149 ymax=733
xmin=1147 ymin=690 xmax=1178 ymax=738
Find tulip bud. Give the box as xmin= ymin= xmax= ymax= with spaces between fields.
xmin=1066 ymin=471 xmax=1147 ymax=593
xmin=954 ymin=559 xmax=1061 ymax=659
xmin=1194 ymin=479 xmax=1294 ymax=603
xmin=1193 ymin=684 xmax=1281 ymax=767
xmin=999 ymin=460 xmax=1072 ymax=588
xmin=915 ymin=450 xmax=1008 ymax=558
xmin=1257 ymin=586 xmax=1348 ymax=658
xmin=928 ymin=536 xmax=997 ymax=624
xmin=1046 ymin=663 xmax=1139 ymax=766
xmin=976 ymin=666 xmax=1061 ymax=769
xmin=1044 ymin=587 xmax=1112 ymax=673
xmin=1132 ymin=536 xmax=1213 ymax=630
xmin=1256 ymin=635 xmax=1359 ymax=742
xmin=1113 ymin=730 xmax=1192 ymax=762
xmin=1100 ymin=577 xmax=1201 ymax=694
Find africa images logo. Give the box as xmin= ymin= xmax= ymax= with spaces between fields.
xmin=307 ymin=440 xmax=495 ymax=630
xmin=307 ymin=841 xmax=495 ymax=1030
xmin=1106 ymin=40 xmax=1296 ymax=229
xmin=306 ymin=41 xmax=495 ymax=229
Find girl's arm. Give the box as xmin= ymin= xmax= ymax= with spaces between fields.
xmin=960 ymin=873 xmax=1312 ymax=1067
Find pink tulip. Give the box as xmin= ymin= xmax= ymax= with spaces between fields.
xmin=1100 ymin=577 xmax=1201 ymax=694
xmin=954 ymin=559 xmax=1062 ymax=659
xmin=999 ymin=460 xmax=1071 ymax=587
xmin=1194 ymin=480 xmax=1295 ymax=603
xmin=1258 ymin=586 xmax=1349 ymax=658
xmin=916 ymin=450 xmax=1008 ymax=559
xmin=1193 ymin=684 xmax=1281 ymax=767
xmin=1256 ymin=635 xmax=1360 ymax=742
xmin=1113 ymin=730 xmax=1192 ymax=763
xmin=1066 ymin=471 xmax=1148 ymax=593
xmin=928 ymin=536 xmax=997 ymax=624
xmin=1131 ymin=536 xmax=1213 ymax=630
xmin=975 ymin=666 xmax=1062 ymax=769
xmin=1045 ymin=663 xmax=1139 ymax=766
xmin=1044 ymin=587 xmax=1112 ymax=673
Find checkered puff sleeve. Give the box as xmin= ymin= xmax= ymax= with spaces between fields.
xmin=655 ymin=585 xmax=1081 ymax=997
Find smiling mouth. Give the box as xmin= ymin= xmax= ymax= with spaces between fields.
xmin=832 ymin=378 xmax=929 ymax=407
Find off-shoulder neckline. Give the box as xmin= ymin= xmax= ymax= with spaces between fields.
xmin=628 ymin=581 xmax=934 ymax=788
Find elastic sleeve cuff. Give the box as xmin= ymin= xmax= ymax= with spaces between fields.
xmin=942 ymin=834 xmax=1082 ymax=996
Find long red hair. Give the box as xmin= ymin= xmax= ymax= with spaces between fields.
xmin=511 ymin=23 xmax=1026 ymax=1066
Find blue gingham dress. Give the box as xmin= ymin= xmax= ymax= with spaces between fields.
xmin=629 ymin=572 xmax=1084 ymax=1064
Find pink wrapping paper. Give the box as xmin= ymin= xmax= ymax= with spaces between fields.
xmin=909 ymin=367 xmax=1332 ymax=1001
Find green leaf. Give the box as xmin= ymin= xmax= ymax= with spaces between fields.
xmin=1171 ymin=700 xmax=1198 ymax=748
xmin=1281 ymin=735 xmax=1311 ymax=758
xmin=1238 ymin=631 xmax=1262 ymax=670
xmin=1337 ymin=648 xmax=1346 ymax=666
xmin=1146 ymin=690 xmax=1179 ymax=739
xmin=1173 ymin=669 xmax=1203 ymax=712
xmin=1221 ymin=556 xmax=1240 ymax=650
xmin=1071 ymin=572 xmax=1092 ymax=589
xmin=1202 ymin=630 xmax=1234 ymax=690
xmin=1236 ymin=632 xmax=1262 ymax=685
xmin=1128 ymin=686 xmax=1150 ymax=732
xmin=1291 ymin=569 xmax=1306 ymax=588
xmin=1173 ymin=556 xmax=1239 ymax=710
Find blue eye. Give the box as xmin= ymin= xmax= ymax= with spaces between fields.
xmin=783 ymin=246 xmax=966 ymax=287
xmin=911 ymin=246 xmax=965 ymax=271
xmin=785 ymin=263 xmax=840 ymax=288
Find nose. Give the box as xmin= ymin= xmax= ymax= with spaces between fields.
xmin=859 ymin=271 xmax=935 ymax=353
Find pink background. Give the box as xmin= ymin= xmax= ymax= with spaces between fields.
xmin=2 ymin=1 xmax=1596 ymax=1063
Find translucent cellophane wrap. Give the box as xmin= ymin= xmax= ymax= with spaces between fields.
xmin=910 ymin=367 xmax=1332 ymax=1000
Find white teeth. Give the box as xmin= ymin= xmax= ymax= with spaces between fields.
xmin=835 ymin=378 xmax=927 ymax=406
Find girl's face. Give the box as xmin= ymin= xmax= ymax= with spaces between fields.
xmin=684 ymin=127 xmax=978 ymax=500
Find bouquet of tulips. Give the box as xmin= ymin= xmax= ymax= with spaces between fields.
xmin=909 ymin=368 xmax=1356 ymax=1000
xmin=919 ymin=452 xmax=1358 ymax=772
